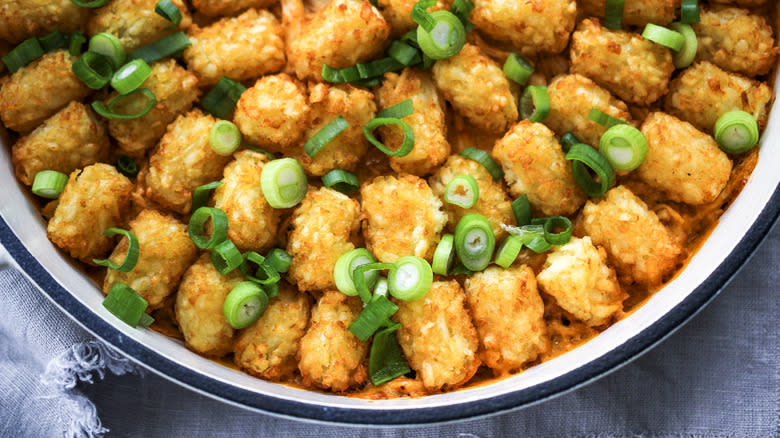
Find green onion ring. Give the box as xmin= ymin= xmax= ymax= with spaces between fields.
xmin=93 ymin=228 xmax=140 ymax=273
xmin=188 ymin=206 xmax=229 ymax=249
xmin=322 ymin=169 xmax=360 ymax=194
xmin=211 ymin=239 xmax=243 ymax=275
xmin=598 ymin=124 xmax=649 ymax=172
xmin=304 ymin=116 xmax=350 ymax=158
xmin=31 ymin=170 xmax=68 ymax=199
xmin=565 ymin=143 xmax=615 ymax=198
xmin=454 ymin=214 xmax=495 ymax=272
xmin=377 ymin=99 xmax=414 ymax=119
xmin=191 ymin=181 xmax=222 ymax=212
xmin=519 ymin=85 xmax=550 ymax=123
xmin=92 ymin=88 xmax=157 ymax=120
xmin=494 ymin=235 xmax=523 ymax=268
xmin=713 ymin=110 xmax=759 ymax=155
xmin=432 ymin=234 xmax=455 ymax=276
xmin=348 ymin=294 xmax=399 ymax=342
xmin=223 ymin=281 xmax=268 ymax=329
xmin=116 ymin=155 xmax=139 ymax=177
xmin=260 ymin=158 xmax=308 ymax=209
xmin=388 ymin=256 xmax=433 ymax=301
xmin=531 ymin=216 xmax=573 ymax=246
xmin=102 ymin=283 xmax=149 ymax=328
xmin=444 ymin=174 xmax=479 ymax=208
xmin=362 ymin=117 xmax=415 ymax=157
xmin=368 ymin=322 xmax=410 ymax=386
xmin=511 ymin=194 xmax=532 ymax=226
xmin=459 ymin=147 xmax=504 ymax=181
xmin=503 ymin=53 xmax=534 ymax=86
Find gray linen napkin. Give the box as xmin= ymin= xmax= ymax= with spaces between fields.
xmin=0 ymin=223 xmax=777 ymax=438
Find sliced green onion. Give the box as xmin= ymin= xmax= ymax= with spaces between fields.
xmin=263 ymin=281 xmax=279 ymax=299
xmin=454 ymin=214 xmax=495 ymax=272
xmin=70 ymin=0 xmax=111 ymax=7
xmin=209 ymin=120 xmax=242 ymax=156
xmin=565 ymin=143 xmax=615 ymax=198
xmin=604 ymin=0 xmax=624 ymax=30
xmin=669 ymin=22 xmax=698 ymax=69
xmin=355 ymin=77 xmax=383 ymax=88
xmin=388 ymin=41 xmax=420 ymax=66
xmin=402 ymin=30 xmax=420 ymax=48
xmin=494 ymin=235 xmax=522 ymax=268
xmin=416 ymin=11 xmax=466 ymax=60
xmin=72 ymin=51 xmax=114 ymax=89
xmin=191 ymin=181 xmax=222 ymax=212
xmin=560 ymin=132 xmax=579 ymax=153
xmin=411 ymin=0 xmax=437 ymax=32
xmin=223 ymin=281 xmax=268 ymax=329
xmin=321 ymin=64 xmax=344 ymax=83
xmin=419 ymin=53 xmax=436 ymax=70
xmin=459 ymin=147 xmax=503 ymax=181
xmin=377 ymin=99 xmax=414 ymax=119
xmin=588 ymin=107 xmax=626 ymax=128
xmin=642 ymin=24 xmax=684 ymax=51
xmin=127 ymin=32 xmax=191 ymax=64
xmin=362 ymin=118 xmax=415 ymax=157
xmin=444 ymin=174 xmax=479 ymax=208
xmin=304 ymin=116 xmax=350 ymax=158
xmin=239 ymin=251 xmax=281 ymax=285
xmin=211 ymin=240 xmax=243 ymax=274
xmin=31 ymin=170 xmax=68 ymax=199
xmin=598 ymin=124 xmax=648 ymax=172
xmin=432 ymin=234 xmax=455 ymax=276
xmin=39 ymin=31 xmax=68 ymax=52
xmin=531 ymin=216 xmax=573 ymax=246
xmin=373 ymin=277 xmax=389 ymax=297
xmin=357 ymin=57 xmax=404 ymax=79
xmin=155 ymin=0 xmax=183 ymax=30
xmin=680 ymin=0 xmax=699 ymax=24
xmin=93 ymin=228 xmax=140 ymax=272
xmin=138 ymin=313 xmax=155 ymax=327
xmin=322 ymin=169 xmax=360 ymax=194
xmin=503 ymin=53 xmax=534 ymax=86
xmin=110 ymin=58 xmax=151 ymax=94
xmin=68 ymin=31 xmax=87 ymax=56
xmin=92 ymin=88 xmax=157 ymax=120
xmin=338 ymin=66 xmax=360 ymax=83
xmin=348 ymin=294 xmax=399 ymax=342
xmin=102 ymin=283 xmax=149 ymax=328
xmin=713 ymin=110 xmax=759 ymax=154
xmin=511 ymin=194 xmax=531 ymax=226
xmin=503 ymin=224 xmax=551 ymax=253
xmin=519 ymin=85 xmax=550 ymax=123
xmin=88 ymin=33 xmax=125 ymax=69
xmin=260 ymin=158 xmax=307 ymax=209
xmin=201 ymin=76 xmax=246 ymax=119
xmin=388 ymin=256 xmax=433 ymax=301
xmin=264 ymin=248 xmax=292 ymax=274
xmin=449 ymin=263 xmax=475 ymax=276
xmin=369 ymin=322 xmax=410 ymax=386
xmin=334 ymin=249 xmax=379 ymax=297
xmin=188 ymin=206 xmax=229 ymax=249
xmin=450 ymin=0 xmax=475 ymax=31
xmin=116 ymin=155 xmax=139 ymax=178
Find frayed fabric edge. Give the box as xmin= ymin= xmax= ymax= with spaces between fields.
xmin=40 ymin=340 xmax=142 ymax=438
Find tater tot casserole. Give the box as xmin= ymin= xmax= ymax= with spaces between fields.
xmin=0 ymin=0 xmax=777 ymax=399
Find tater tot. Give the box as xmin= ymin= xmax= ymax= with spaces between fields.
xmin=709 ymin=0 xmax=769 ymax=7
xmin=428 ymin=155 xmax=514 ymax=240
xmin=285 ymin=0 xmax=390 ymax=80
xmin=12 ymin=102 xmax=109 ymax=186
xmin=361 ymin=174 xmax=447 ymax=263
xmin=47 ymin=164 xmax=134 ymax=263
xmin=537 ymin=237 xmax=626 ymax=327
xmin=463 ymin=266 xmax=549 ymax=374
xmin=184 ymin=9 xmax=285 ymax=87
xmin=192 ymin=0 xmax=277 ymax=17
xmin=296 ymin=83 xmax=376 ymax=176
xmin=175 ymin=254 xmax=243 ymax=357
xmin=393 ymin=280 xmax=480 ymax=391
xmin=88 ymin=0 xmax=192 ymax=52
xmin=0 ymin=0 xmax=89 ymax=43
xmin=581 ymin=185 xmax=681 ymax=286
xmin=577 ymin=0 xmax=679 ymax=27
xmin=693 ymin=7 xmax=778 ymax=77
xmin=145 ymin=110 xmax=233 ymax=214
xmin=234 ymin=283 xmax=311 ymax=380
xmin=0 ymin=50 xmax=90 ymax=133
xmin=471 ymin=0 xmax=577 ymax=55
xmin=638 ymin=112 xmax=732 ymax=206
xmin=664 ymin=62 xmax=772 ymax=133
xmin=545 ymin=74 xmax=634 ymax=148
xmin=287 ymin=187 xmax=361 ymax=292
xmin=298 ymin=290 xmax=368 ymax=391
xmin=106 ymin=60 xmax=200 ymax=155
xmin=375 ymin=68 xmax=449 ymax=175
xmin=492 ymin=121 xmax=586 ymax=217
xmin=377 ymin=0 xmax=451 ymax=37
xmin=233 ymin=74 xmax=310 ymax=153
xmin=432 ymin=43 xmax=517 ymax=133
xmin=570 ymin=18 xmax=675 ymax=105
xmin=212 ymin=150 xmax=279 ymax=252
xmin=103 ymin=209 xmax=198 ymax=310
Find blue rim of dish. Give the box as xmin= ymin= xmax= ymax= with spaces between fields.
xmin=1 ymin=183 xmax=778 ymax=425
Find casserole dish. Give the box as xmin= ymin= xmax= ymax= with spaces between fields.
xmin=1 ymin=23 xmax=779 ymax=430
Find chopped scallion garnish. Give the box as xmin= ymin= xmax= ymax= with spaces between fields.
xmin=604 ymin=0 xmax=625 ymax=30
xmin=117 ymin=155 xmax=139 ymax=177
xmin=211 ymin=239 xmax=243 ymax=274
xmin=264 ymin=248 xmax=292 ymax=274
xmin=223 ymin=282 xmax=268 ymax=329
xmin=368 ymin=322 xmax=411 ymax=386
xmin=641 ymin=24 xmax=684 ymax=51
xmin=201 ymin=76 xmax=246 ymax=119
xmin=494 ymin=235 xmax=523 ymax=268
xmin=188 ymin=206 xmax=229 ymax=249
xmin=362 ymin=118 xmax=415 ymax=157
xmin=669 ymin=22 xmax=698 ymax=69
xmin=93 ymin=228 xmax=140 ymax=273
xmin=519 ymin=85 xmax=550 ymax=123
xmin=388 ymin=256 xmax=433 ymax=301
xmin=348 ymin=294 xmax=399 ymax=342
xmin=503 ymin=53 xmax=534 ymax=86
xmin=92 ymin=88 xmax=157 ymax=120
xmin=598 ymin=124 xmax=648 ymax=172
xmin=304 ymin=116 xmax=350 ymax=158
xmin=459 ymin=147 xmax=503 ymax=181
xmin=155 ymin=0 xmax=183 ymax=30
xmin=102 ymin=283 xmax=149 ymax=328
xmin=453 ymin=214 xmax=495 ymax=272
xmin=110 ymin=58 xmax=151 ymax=94
xmin=191 ymin=181 xmax=222 ymax=212
xmin=259 ymin=158 xmax=308 ymax=209
xmin=72 ymin=51 xmax=114 ymax=89
xmin=531 ymin=216 xmax=573 ymax=246
xmin=444 ymin=174 xmax=479 ymax=208
xmin=88 ymin=33 xmax=125 ymax=69
xmin=565 ymin=143 xmax=615 ymax=198
xmin=31 ymin=170 xmax=68 ymax=199
xmin=713 ymin=110 xmax=759 ymax=155
xmin=432 ymin=234 xmax=455 ymax=276
xmin=322 ymin=169 xmax=360 ymax=194
xmin=588 ymin=107 xmax=626 ymax=128
xmin=334 ymin=249 xmax=379 ymax=297
xmin=511 ymin=195 xmax=531 ymax=226
xmin=377 ymin=99 xmax=414 ymax=119
xmin=680 ymin=0 xmax=700 ymax=24
xmin=209 ymin=120 xmax=242 ymax=156
xmin=416 ymin=10 xmax=466 ymax=60
xmin=127 ymin=32 xmax=191 ymax=64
